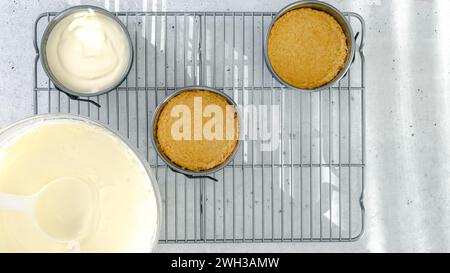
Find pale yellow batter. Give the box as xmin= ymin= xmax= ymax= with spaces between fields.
xmin=0 ymin=117 xmax=159 ymax=252
xmin=45 ymin=9 xmax=130 ymax=93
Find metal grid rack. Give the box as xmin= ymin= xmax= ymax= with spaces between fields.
xmin=33 ymin=11 xmax=365 ymax=243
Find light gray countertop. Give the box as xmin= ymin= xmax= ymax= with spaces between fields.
xmin=1 ymin=0 xmax=449 ymax=253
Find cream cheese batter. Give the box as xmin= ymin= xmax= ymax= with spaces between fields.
xmin=45 ymin=9 xmax=130 ymax=93
xmin=0 ymin=117 xmax=159 ymax=252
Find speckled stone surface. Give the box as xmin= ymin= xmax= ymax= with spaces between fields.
xmin=1 ymin=0 xmax=450 ymax=252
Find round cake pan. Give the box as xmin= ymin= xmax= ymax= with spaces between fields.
xmin=151 ymin=86 xmax=241 ymax=178
xmin=40 ymin=5 xmax=134 ymax=97
xmin=264 ymin=0 xmax=356 ymax=92
xmin=0 ymin=114 xmax=161 ymax=252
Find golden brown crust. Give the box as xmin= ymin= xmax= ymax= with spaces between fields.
xmin=156 ymin=90 xmax=239 ymax=172
xmin=268 ymin=8 xmax=348 ymax=89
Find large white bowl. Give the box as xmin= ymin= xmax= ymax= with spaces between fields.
xmin=0 ymin=114 xmax=161 ymax=252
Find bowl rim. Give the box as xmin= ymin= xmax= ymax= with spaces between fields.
xmin=151 ymin=85 xmax=242 ymax=177
xmin=39 ymin=5 xmax=134 ymax=97
xmin=263 ymin=0 xmax=356 ymax=92
xmin=0 ymin=113 xmax=161 ymax=253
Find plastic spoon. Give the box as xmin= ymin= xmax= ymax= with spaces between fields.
xmin=0 ymin=177 xmax=95 ymax=242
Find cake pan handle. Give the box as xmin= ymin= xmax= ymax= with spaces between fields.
xmin=352 ymin=32 xmax=360 ymax=64
xmin=342 ymin=32 xmax=360 ymax=78
xmin=54 ymin=86 xmax=101 ymax=108
xmin=168 ymin=166 xmax=219 ymax=182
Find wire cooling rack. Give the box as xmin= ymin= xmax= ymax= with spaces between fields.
xmin=33 ymin=11 xmax=365 ymax=243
